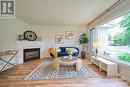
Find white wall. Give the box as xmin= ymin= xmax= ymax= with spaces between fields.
xmin=0 ymin=18 xmax=31 ymax=51
xmin=31 ymin=25 xmax=86 ymax=56
xmin=0 ymin=18 xmax=86 ymax=63
xmin=0 ymin=18 xmax=33 ymax=68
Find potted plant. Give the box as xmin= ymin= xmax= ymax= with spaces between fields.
xmin=79 ymin=33 xmax=89 ymax=59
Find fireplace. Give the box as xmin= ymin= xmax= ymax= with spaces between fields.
xmin=23 ymin=48 xmax=40 ymax=62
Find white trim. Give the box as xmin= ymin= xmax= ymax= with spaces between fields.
xmin=87 ymin=0 xmax=130 ymax=29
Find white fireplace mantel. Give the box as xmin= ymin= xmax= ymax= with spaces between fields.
xmin=15 ymin=41 xmax=44 ymax=64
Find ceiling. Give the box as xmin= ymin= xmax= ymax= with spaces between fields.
xmin=16 ymin=0 xmax=119 ymax=25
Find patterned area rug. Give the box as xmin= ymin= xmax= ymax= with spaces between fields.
xmin=25 ymin=58 xmax=97 ymax=80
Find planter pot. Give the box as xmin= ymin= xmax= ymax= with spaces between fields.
xmin=81 ymin=51 xmax=86 ymax=59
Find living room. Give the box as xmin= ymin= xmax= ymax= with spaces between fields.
xmin=0 ymin=0 xmax=130 ymax=87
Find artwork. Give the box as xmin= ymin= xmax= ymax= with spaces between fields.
xmin=65 ymin=31 xmax=74 ymax=39
xmin=55 ymin=34 xmax=64 ymax=44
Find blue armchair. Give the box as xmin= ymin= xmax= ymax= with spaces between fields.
xmin=57 ymin=47 xmax=79 ymax=57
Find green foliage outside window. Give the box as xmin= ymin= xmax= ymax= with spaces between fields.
xmin=118 ymin=54 xmax=130 ymax=63
xmin=111 ymin=13 xmax=130 ymax=46
xmin=113 ymin=32 xmax=127 ymax=46
xmin=120 ymin=12 xmax=130 ymax=46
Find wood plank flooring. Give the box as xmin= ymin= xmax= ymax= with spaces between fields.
xmin=0 ymin=57 xmax=129 ymax=87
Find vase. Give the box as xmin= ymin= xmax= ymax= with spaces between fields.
xmin=68 ymin=55 xmax=72 ymax=60
xmin=18 ymin=35 xmax=24 ymax=41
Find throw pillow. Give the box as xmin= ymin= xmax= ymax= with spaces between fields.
xmin=59 ymin=47 xmax=66 ymax=52
xmin=48 ymin=48 xmax=58 ymax=58
xmin=66 ymin=48 xmax=78 ymax=53
xmin=55 ymin=48 xmax=61 ymax=52
xmin=72 ymin=48 xmax=78 ymax=52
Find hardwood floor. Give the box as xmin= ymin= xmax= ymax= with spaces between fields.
xmin=0 ymin=57 xmax=129 ymax=87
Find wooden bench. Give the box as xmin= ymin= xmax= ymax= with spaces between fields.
xmin=91 ymin=56 xmax=118 ymax=76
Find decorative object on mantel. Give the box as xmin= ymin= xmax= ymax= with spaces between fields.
xmin=17 ymin=30 xmax=42 ymax=41
xmin=24 ymin=30 xmax=37 ymax=41
xmin=65 ymin=31 xmax=74 ymax=40
xmin=36 ymin=36 xmax=42 ymax=41
xmin=55 ymin=34 xmax=64 ymax=44
xmin=18 ymin=35 xmax=24 ymax=41
xmin=79 ymin=33 xmax=89 ymax=59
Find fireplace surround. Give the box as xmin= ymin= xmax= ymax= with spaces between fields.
xmin=23 ymin=48 xmax=40 ymax=62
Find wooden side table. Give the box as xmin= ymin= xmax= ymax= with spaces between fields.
xmin=0 ymin=50 xmax=18 ymax=72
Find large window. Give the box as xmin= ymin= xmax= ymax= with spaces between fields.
xmin=98 ymin=12 xmax=130 ymax=64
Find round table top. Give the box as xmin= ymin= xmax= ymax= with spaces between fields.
xmin=54 ymin=57 xmax=81 ymax=65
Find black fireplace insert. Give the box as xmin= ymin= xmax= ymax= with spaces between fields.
xmin=23 ymin=48 xmax=40 ymax=62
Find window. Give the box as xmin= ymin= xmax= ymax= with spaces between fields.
xmin=89 ymin=28 xmax=96 ymax=53
xmin=98 ymin=12 xmax=130 ymax=63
